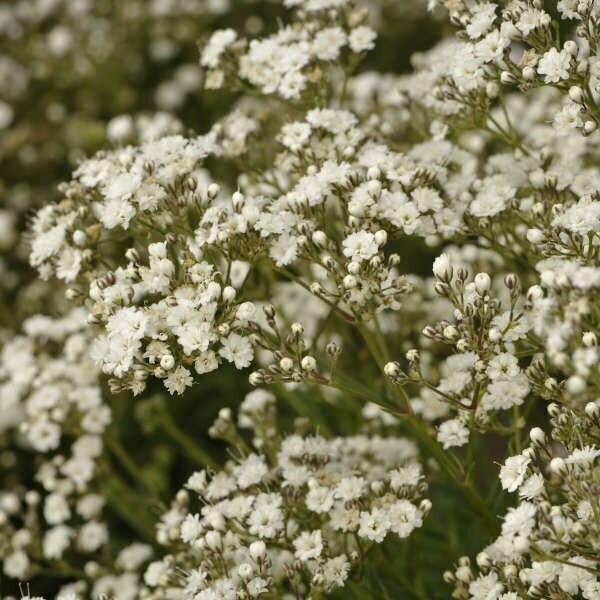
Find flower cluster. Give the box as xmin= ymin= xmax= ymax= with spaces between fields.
xmin=28 ymin=133 xmax=269 ymax=396
xmin=385 ymin=252 xmax=533 ymax=448
xmin=141 ymin=389 xmax=430 ymax=598
xmin=0 ymin=310 xmax=112 ymax=583
xmin=4 ymin=0 xmax=600 ymax=598
xmin=448 ymin=402 xmax=600 ymax=600
xmin=201 ymin=1 xmax=376 ymax=100
xmin=427 ymin=0 xmax=600 ymax=138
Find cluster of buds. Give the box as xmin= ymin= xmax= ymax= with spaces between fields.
xmin=248 ymin=306 xmax=329 ymax=387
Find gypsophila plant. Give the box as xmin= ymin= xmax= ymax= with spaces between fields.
xmin=139 ymin=390 xmax=430 ymax=599
xmin=1 ymin=0 xmax=599 ymax=598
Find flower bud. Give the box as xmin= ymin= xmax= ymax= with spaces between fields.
xmin=474 ymin=272 xmax=491 ymax=295
xmin=205 ymin=530 xmax=222 ymax=550
xmin=207 ymin=183 xmax=220 ymax=199
xmin=526 ymin=285 xmax=544 ymax=302
xmin=384 ymin=362 xmax=400 ymax=378
xmin=522 ymin=66 xmax=535 ymax=80
xmin=569 ymin=85 xmax=584 ymax=104
xmin=250 ymin=540 xmax=266 ymax=559
xmin=347 ymin=261 xmax=360 ymax=275
xmin=343 ymin=274 xmax=357 ymax=288
xmin=486 ymin=81 xmax=499 ymax=98
xmin=160 ymin=354 xmax=175 ymax=370
xmin=526 ymin=228 xmax=545 ymax=244
xmin=312 ymin=230 xmax=327 ymax=246
xmin=566 ymin=375 xmax=586 ymax=394
xmin=301 ymin=355 xmax=317 ymax=372
xmin=585 ymin=401 xmax=600 ymax=420
xmin=564 ymin=40 xmax=578 ymax=56
xmin=218 ymin=408 xmax=232 ymax=421
xmin=443 ymin=325 xmax=459 ymax=340
xmin=222 ymin=286 xmax=236 ymax=302
xmin=442 ymin=571 xmax=455 ymax=584
xmin=72 ymin=229 xmax=87 ymax=246
xmin=549 ymin=457 xmax=567 ymax=477
xmin=231 ymin=190 xmax=244 ymax=207
xmin=432 ymin=253 xmax=452 ymax=281
xmin=406 ymin=349 xmax=419 ymax=363
xmin=455 ymin=565 xmax=472 ymax=583
xmin=583 ymin=331 xmax=597 ymax=347
xmin=249 ymin=371 xmax=263 ymax=386
xmin=503 ymin=564 xmax=517 ymax=579
xmin=374 ymin=230 xmax=387 ymax=246
xmin=367 ymin=179 xmax=382 ymax=198
xmin=367 ymin=166 xmax=381 ymax=179
xmin=279 ymin=357 xmax=294 ymax=372
xmin=476 ymin=552 xmax=492 ymax=570
xmin=488 ymin=328 xmax=502 ymax=342
xmin=529 ymin=427 xmax=546 ymax=445
xmin=500 ymin=71 xmax=517 ymax=85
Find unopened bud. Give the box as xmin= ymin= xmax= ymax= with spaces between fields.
xmin=384 ymin=361 xmax=401 ymax=377
xmin=583 ymin=331 xmax=597 ymax=347
xmin=279 ymin=357 xmax=294 ymax=372
xmin=301 ymin=356 xmax=317 ymax=372
xmin=549 ymin=457 xmax=567 ymax=477
xmin=569 ymin=85 xmax=584 ymax=104
xmin=529 ymin=427 xmax=546 ymax=445
xmin=474 ymin=272 xmax=491 ymax=295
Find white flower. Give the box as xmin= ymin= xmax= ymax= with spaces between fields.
xmin=306 ymin=485 xmax=334 ymax=513
xmin=30 ymin=225 xmax=66 ymax=266
xmin=4 ymin=550 xmax=29 ymax=579
xmin=388 ymin=500 xmax=423 ymax=537
xmin=538 ymin=47 xmax=571 ymax=83
xmin=519 ymin=473 xmax=545 ymax=500
xmin=358 ymin=508 xmax=390 ymax=542
xmin=164 ymin=366 xmax=194 ymax=395
xmin=44 ymin=493 xmax=71 ymax=525
xmin=466 ymin=3 xmax=497 ymax=39
xmin=43 ymin=525 xmax=73 ymax=560
xmin=234 ymin=454 xmax=268 ymax=489
xmin=565 ymin=445 xmax=600 ymax=464
xmin=181 ymin=514 xmax=202 ymax=544
xmin=334 ymin=476 xmax=366 ymax=501
xmin=486 ymin=353 xmax=520 ymax=381
xmin=279 ymin=121 xmax=312 ymax=150
xmin=219 ymin=333 xmax=253 ymax=369
xmin=201 ymin=29 xmax=237 ymax=68
xmin=269 ymin=233 xmax=298 ymax=266
xmin=437 ymin=419 xmax=469 ymax=449
xmin=469 ymin=572 xmax=504 ymax=600
xmin=312 ymin=27 xmax=346 ymax=61
xmin=342 ymin=231 xmax=379 ymax=262
xmin=293 ymin=530 xmax=323 ymax=561
xmin=28 ymin=419 xmax=61 ymax=452
xmin=348 ymin=26 xmax=376 ymax=53
xmin=500 ymin=454 xmax=531 ymax=492
xmin=78 ymin=521 xmax=108 ymax=552
xmin=432 ymin=253 xmax=452 ymax=280
xmin=323 ymin=554 xmax=351 ymax=589
xmin=194 ymin=350 xmax=219 ymax=375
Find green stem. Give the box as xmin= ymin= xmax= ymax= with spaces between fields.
xmin=328 ymin=370 xmax=497 ymax=530
xmin=160 ymin=417 xmax=219 ymax=470
xmin=106 ymin=435 xmax=156 ymax=494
